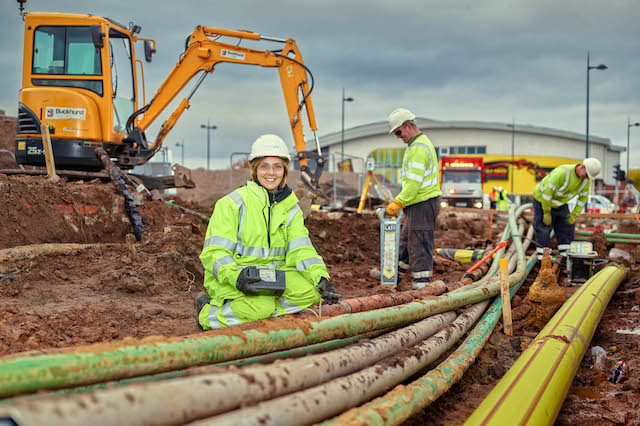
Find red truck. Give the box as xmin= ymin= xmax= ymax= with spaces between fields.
xmin=439 ymin=156 xmax=484 ymax=208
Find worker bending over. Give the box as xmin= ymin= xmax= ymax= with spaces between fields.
xmin=532 ymin=157 xmax=601 ymax=265
xmin=195 ymin=135 xmax=340 ymax=330
xmin=385 ymin=109 xmax=442 ymax=289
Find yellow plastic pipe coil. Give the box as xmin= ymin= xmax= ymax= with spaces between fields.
xmin=466 ymin=263 xmax=626 ymax=426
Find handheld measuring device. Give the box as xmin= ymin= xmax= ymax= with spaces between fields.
xmin=376 ymin=208 xmax=404 ymax=287
xmin=245 ymin=268 xmax=286 ymax=296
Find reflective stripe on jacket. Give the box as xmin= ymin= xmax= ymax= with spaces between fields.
xmin=396 ymin=133 xmax=442 ymax=207
xmin=533 ymin=164 xmax=590 ymax=216
xmin=200 ymin=181 xmax=329 ymax=307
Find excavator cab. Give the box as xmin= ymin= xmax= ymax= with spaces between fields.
xmin=16 ymin=13 xmax=148 ymax=170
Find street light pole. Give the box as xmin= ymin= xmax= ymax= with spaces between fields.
xmin=200 ymin=121 xmax=217 ymax=170
xmin=175 ymin=140 xmax=185 ymax=165
xmin=510 ymin=118 xmax=515 ymax=194
xmin=628 ymin=118 xmax=640 ymax=175
xmin=585 ymin=52 xmax=607 ymax=158
xmin=341 ymin=88 xmax=354 ymax=168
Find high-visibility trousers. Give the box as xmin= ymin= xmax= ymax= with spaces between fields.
xmin=198 ymin=270 xmax=321 ymax=330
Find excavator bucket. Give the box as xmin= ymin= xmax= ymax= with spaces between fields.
xmin=294 ymin=182 xmax=315 ymax=219
xmin=172 ymin=164 xmax=196 ymax=188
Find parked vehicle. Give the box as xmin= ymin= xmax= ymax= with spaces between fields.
xmin=567 ymin=194 xmax=616 ymax=214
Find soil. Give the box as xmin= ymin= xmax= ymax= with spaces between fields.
xmin=0 ymin=116 xmax=19 ymax=169
xmin=1 ymin=170 xmax=639 ymax=424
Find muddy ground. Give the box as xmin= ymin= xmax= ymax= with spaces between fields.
xmin=1 ymin=172 xmax=639 ymax=424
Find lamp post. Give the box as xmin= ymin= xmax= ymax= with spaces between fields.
xmin=627 ymin=118 xmax=640 ymax=175
xmin=510 ymin=119 xmax=515 ymax=194
xmin=585 ymin=52 xmax=607 ymax=158
xmin=341 ymin=88 xmax=354 ymax=167
xmin=200 ymin=121 xmax=217 ymax=170
xmin=175 ymin=140 xmax=185 ymax=165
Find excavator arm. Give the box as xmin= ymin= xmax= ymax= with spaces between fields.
xmin=124 ymin=25 xmax=324 ymax=192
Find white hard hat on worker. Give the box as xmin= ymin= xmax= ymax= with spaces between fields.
xmin=248 ymin=134 xmax=291 ymax=162
xmin=582 ymin=157 xmax=601 ymax=179
xmin=387 ymin=108 xmax=416 ymax=134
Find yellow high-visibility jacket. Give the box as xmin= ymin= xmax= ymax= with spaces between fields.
xmin=200 ymin=181 xmax=329 ymax=306
xmin=396 ymin=133 xmax=442 ymax=207
xmin=533 ymin=164 xmax=590 ymax=217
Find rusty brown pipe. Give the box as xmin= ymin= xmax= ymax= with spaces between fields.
xmin=298 ymin=280 xmax=447 ymax=319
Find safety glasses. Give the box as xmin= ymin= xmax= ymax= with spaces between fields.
xmin=258 ymin=162 xmax=285 ymax=173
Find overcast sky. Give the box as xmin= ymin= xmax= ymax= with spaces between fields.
xmin=1 ymin=0 xmax=639 ymax=171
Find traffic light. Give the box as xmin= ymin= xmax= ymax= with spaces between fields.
xmin=619 ymin=169 xmax=626 ymax=181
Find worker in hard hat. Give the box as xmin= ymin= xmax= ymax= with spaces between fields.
xmin=385 ymin=109 xmax=442 ymax=289
xmin=496 ymin=186 xmax=509 ymax=211
xmin=195 ymin=135 xmax=339 ymax=330
xmin=532 ymin=157 xmax=601 ymax=265
xmin=489 ymin=186 xmax=498 ymax=209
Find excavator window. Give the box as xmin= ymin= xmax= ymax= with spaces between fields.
xmin=109 ymin=30 xmax=135 ymax=133
xmin=32 ymin=78 xmax=104 ymax=96
xmin=32 ymin=26 xmax=102 ymax=76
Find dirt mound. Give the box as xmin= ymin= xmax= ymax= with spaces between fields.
xmin=0 ymin=116 xmax=18 ymax=169
xmin=0 ymin=115 xmax=16 ymax=153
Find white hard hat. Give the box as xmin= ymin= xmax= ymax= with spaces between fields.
xmin=387 ymin=108 xmax=416 ymax=134
xmin=583 ymin=157 xmax=601 ymax=179
xmin=497 ymin=186 xmax=503 ymax=192
xmin=248 ymin=134 xmax=291 ymax=162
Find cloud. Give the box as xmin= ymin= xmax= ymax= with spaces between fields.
xmin=1 ymin=0 xmax=639 ymax=169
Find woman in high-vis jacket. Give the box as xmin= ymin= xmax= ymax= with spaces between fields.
xmin=195 ymin=134 xmax=340 ymax=330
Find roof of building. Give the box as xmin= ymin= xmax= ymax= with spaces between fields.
xmin=315 ymin=117 xmax=622 ymax=152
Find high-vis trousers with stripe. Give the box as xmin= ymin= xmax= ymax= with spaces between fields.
xmin=198 ymin=270 xmax=321 ymax=330
xmin=533 ymin=199 xmax=574 ymax=264
xmin=398 ymin=196 xmax=441 ymax=283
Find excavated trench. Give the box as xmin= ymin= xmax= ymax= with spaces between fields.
xmin=0 ymin=172 xmax=639 ymax=424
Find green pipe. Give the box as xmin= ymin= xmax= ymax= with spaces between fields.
xmin=575 ymin=236 xmax=640 ymax=244
xmin=323 ymin=254 xmax=538 ymax=425
xmin=576 ymin=230 xmax=640 ymax=239
xmin=0 ymin=329 xmax=388 ymax=406
xmin=0 ymin=280 xmax=517 ymax=398
xmin=454 ymin=203 xmax=531 ymax=295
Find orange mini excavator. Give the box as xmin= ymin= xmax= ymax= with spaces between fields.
xmin=15 ymin=8 xmax=325 ymax=195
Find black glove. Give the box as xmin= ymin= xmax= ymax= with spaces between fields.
xmin=317 ymin=278 xmax=341 ymax=305
xmin=236 ymin=266 xmax=261 ymax=296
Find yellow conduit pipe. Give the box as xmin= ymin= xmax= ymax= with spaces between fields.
xmin=465 ymin=263 xmax=626 ymax=426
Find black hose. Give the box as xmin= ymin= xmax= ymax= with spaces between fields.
xmin=274 ymin=53 xmax=314 ymax=117
xmin=95 ymin=148 xmax=145 ymax=242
